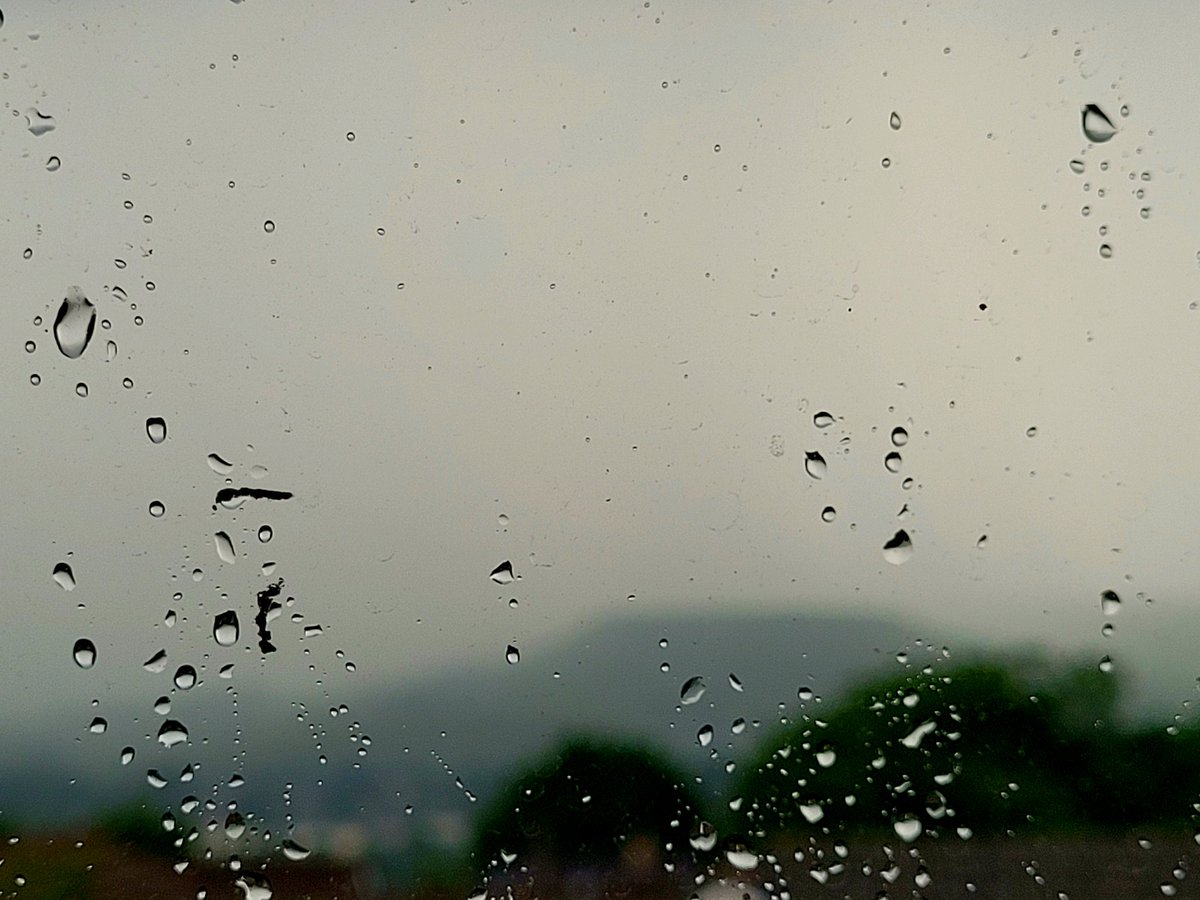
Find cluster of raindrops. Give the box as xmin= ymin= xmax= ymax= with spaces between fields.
xmin=490 ymin=543 xmax=523 ymax=663
xmin=1069 ymin=100 xmax=1148 ymax=260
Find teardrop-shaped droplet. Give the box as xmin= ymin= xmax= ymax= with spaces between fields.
xmin=214 ymin=531 xmax=236 ymax=564
xmin=207 ymin=453 xmax=234 ymax=474
xmin=157 ymin=719 xmax=189 ymax=748
xmin=143 ymin=649 xmax=168 ymax=673
xmin=813 ymin=411 xmax=835 ymax=429
xmin=53 ymin=562 xmax=76 ymax=591
xmin=174 ymin=665 xmax=197 ymax=690
xmin=884 ymin=452 xmax=902 ymax=473
xmin=146 ymin=417 xmax=167 ymax=444
xmin=889 ymin=111 xmax=901 ymax=130
xmin=697 ymin=724 xmax=714 ymax=747
xmin=53 ymin=288 xmax=96 ymax=358
xmin=976 ymin=534 xmax=988 ymax=549
xmin=280 ymin=838 xmax=310 ymax=861
xmin=882 ymin=529 xmax=914 ymax=565
xmin=505 ymin=644 xmax=520 ymax=664
xmin=119 ymin=746 xmax=135 ymax=766
xmin=490 ymin=560 xmax=514 ymax=584
xmin=73 ymin=638 xmax=96 ymax=669
xmin=1100 ymin=589 xmax=1121 ymax=617
xmin=680 ymin=676 xmax=707 ymax=705
xmin=804 ymin=451 xmax=827 ymax=479
xmin=225 ymin=812 xmax=247 ymax=840
xmin=1082 ymin=103 xmax=1117 ymax=143
xmin=214 ymin=611 xmax=239 ymax=646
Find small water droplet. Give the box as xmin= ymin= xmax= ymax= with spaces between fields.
xmin=1082 ymin=104 xmax=1117 ymax=143
xmin=881 ymin=156 xmax=891 ymax=168
xmin=88 ymin=717 xmax=107 ymax=734
xmin=153 ymin=695 xmax=171 ymax=715
xmin=207 ymin=453 xmax=234 ymax=474
xmin=45 ymin=155 xmax=61 ymax=171
xmin=976 ymin=534 xmax=988 ymax=549
xmin=146 ymin=417 xmax=167 ymax=443
xmin=680 ymin=676 xmax=707 ymax=705
xmin=53 ymin=562 xmax=76 ymax=591
xmin=891 ymin=426 xmax=908 ymax=447
xmin=688 ymin=822 xmax=718 ymax=852
xmin=697 ymin=724 xmax=714 ymax=747
xmin=490 ymin=560 xmax=514 ymax=584
xmin=813 ymin=411 xmax=834 ymax=428
xmin=726 ymin=847 xmax=758 ymax=870
xmin=893 ymin=817 xmax=923 ymax=842
xmin=257 ymin=525 xmax=273 ymax=543
xmin=75 ymin=382 xmax=89 ymax=398
xmin=820 ymin=506 xmax=836 ymax=522
xmin=143 ymin=649 xmax=168 ymax=673
xmin=505 ymin=644 xmax=520 ymax=664
xmin=883 ymin=529 xmax=914 ymax=565
xmin=888 ymin=111 xmax=901 ymax=130
xmin=72 ymin=638 xmax=96 ymax=669
xmin=345 ymin=132 xmax=356 ymax=142
xmin=797 ymin=685 xmax=814 ymax=702
xmin=53 ymin=288 xmax=96 ymax=358
xmin=1026 ymin=426 xmax=1038 ymax=437
xmin=148 ymin=500 xmax=165 ymax=518
xmin=174 ymin=665 xmax=197 ymax=690
xmin=281 ymin=838 xmax=310 ymax=861
xmin=120 ymin=746 xmax=135 ymax=765
xmin=214 ymin=611 xmax=240 ymax=646
xmin=884 ymin=451 xmax=902 ymax=473
xmin=1101 ymin=591 xmax=1123 ymax=620
xmin=146 ymin=769 xmax=168 ymax=789
xmin=804 ymin=451 xmax=827 ymax=479
xmin=1098 ymin=655 xmax=1114 ymax=674
xmin=799 ymin=803 xmax=824 ymax=824
xmin=214 ymin=531 xmax=236 ymax=563
xmin=1099 ymin=243 xmax=1113 ymax=259
xmin=158 ymin=720 xmax=189 ymax=748
xmin=1069 ymin=158 xmax=1085 ymax=174
xmin=263 ymin=220 xmax=275 ymax=233
xmin=25 ymin=107 xmax=56 ymax=136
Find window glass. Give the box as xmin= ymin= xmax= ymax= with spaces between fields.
xmin=3 ymin=3 xmax=1198 ymax=898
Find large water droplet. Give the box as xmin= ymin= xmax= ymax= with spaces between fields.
xmin=688 ymin=822 xmax=717 ymax=852
xmin=697 ymin=724 xmax=714 ymax=747
xmin=146 ymin=417 xmax=167 ymax=444
xmin=820 ymin=506 xmax=836 ymax=523
xmin=1082 ymin=103 xmax=1117 ymax=143
xmin=813 ymin=411 xmax=834 ymax=429
xmin=88 ymin=717 xmax=107 ymax=734
xmin=884 ymin=452 xmax=902 ymax=473
xmin=225 ymin=813 xmax=247 ymax=840
xmin=891 ymin=426 xmax=908 ymax=447
xmin=889 ymin=111 xmax=901 ymax=131
xmin=214 ymin=531 xmax=236 ymax=563
xmin=234 ymin=873 xmax=273 ymax=900
xmin=799 ymin=803 xmax=824 ymax=824
xmin=726 ymin=847 xmax=759 ymax=870
xmin=146 ymin=769 xmax=168 ymax=789
xmin=281 ymin=839 xmax=310 ymax=861
xmin=257 ymin=525 xmax=273 ymax=543
xmin=158 ymin=720 xmax=189 ymax=748
xmin=489 ymin=560 xmax=514 ymax=584
xmin=53 ymin=288 xmax=96 ymax=358
xmin=816 ymin=747 xmax=837 ymax=768
xmin=1100 ymin=589 xmax=1121 ymax=616
xmin=214 ymin=611 xmax=240 ymax=647
xmin=893 ymin=817 xmax=923 ymax=842
xmin=804 ymin=451 xmax=827 ymax=479
xmin=174 ymin=665 xmax=197 ymax=690
xmin=882 ymin=529 xmax=914 ymax=565
xmin=72 ymin=638 xmax=96 ymax=669
xmin=25 ymin=107 xmax=56 ymax=136
xmin=53 ymin=562 xmax=76 ymax=591
xmin=680 ymin=676 xmax=707 ymax=705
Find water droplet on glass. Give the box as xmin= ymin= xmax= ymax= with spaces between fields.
xmin=726 ymin=847 xmax=759 ymax=870
xmin=688 ymin=822 xmax=717 ymax=852
xmin=728 ymin=672 xmax=743 ymax=692
xmin=120 ymin=746 xmax=135 ymax=765
xmin=800 ymin=803 xmax=824 ymax=824
xmin=88 ymin=717 xmax=107 ymax=734
xmin=146 ymin=417 xmax=167 ymax=443
xmin=158 ymin=720 xmax=189 ymax=748
xmin=976 ymin=534 xmax=988 ymax=549
xmin=884 ymin=452 xmax=902 ymax=473
xmin=25 ymin=107 xmax=56 ymax=136
xmin=893 ymin=817 xmax=923 ymax=842
xmin=882 ymin=529 xmax=914 ymax=565
xmin=263 ymin=220 xmax=275 ymax=233
xmin=75 ymin=382 xmax=89 ymax=398
xmin=1100 ymin=589 xmax=1121 ymax=616
xmin=813 ymin=411 xmax=834 ymax=428
xmin=174 ymin=665 xmax=197 ymax=690
xmin=1069 ymin=159 xmax=1085 ymax=174
xmin=816 ymin=747 xmax=837 ymax=767
xmin=697 ymin=724 xmax=714 ymax=747
xmin=280 ymin=838 xmax=310 ymax=861
xmin=220 ymin=663 xmax=235 ymax=678
xmin=153 ymin=695 xmax=171 ymax=714
xmin=820 ymin=506 xmax=836 ymax=523
xmin=234 ymin=872 xmax=273 ymax=900
xmin=1082 ymin=103 xmax=1117 ymax=143
xmin=891 ymin=426 xmax=909 ymax=447
xmin=804 ymin=451 xmax=827 ymax=479
xmin=797 ymin=685 xmax=814 ymax=702
xmin=53 ymin=288 xmax=96 ymax=358
xmin=45 ymin=155 xmax=61 ymax=172
xmin=1098 ymin=655 xmax=1114 ymax=674
xmin=1099 ymin=243 xmax=1113 ymax=259
xmin=143 ymin=649 xmax=168 ymax=673
xmin=680 ymin=676 xmax=707 ymax=705
xmin=214 ymin=531 xmax=236 ymax=563
xmin=146 ymin=770 xmax=168 ymax=789
xmin=490 ymin=560 xmax=514 ymax=584
xmin=53 ymin=562 xmax=76 ymax=591
xmin=207 ymin=453 xmax=234 ymax=474
xmin=257 ymin=525 xmax=273 ymax=543
xmin=225 ymin=812 xmax=247 ymax=840
xmin=148 ymin=500 xmax=165 ymax=518
xmin=889 ymin=111 xmax=901 ymax=130
xmin=72 ymin=638 xmax=96 ymax=668
xmin=214 ymin=611 xmax=240 ymax=647
xmin=505 ymin=644 xmax=520 ymax=664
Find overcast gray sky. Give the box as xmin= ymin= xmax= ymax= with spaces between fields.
xmin=4 ymin=0 xmax=1200 ymax=729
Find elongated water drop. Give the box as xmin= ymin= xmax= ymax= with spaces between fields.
xmin=207 ymin=453 xmax=234 ymax=474
xmin=214 ymin=531 xmax=236 ymax=563
xmin=505 ymin=644 xmax=520 ymax=664
xmin=680 ymin=676 xmax=707 ymax=705
xmin=882 ymin=529 xmax=914 ymax=565
xmin=281 ymin=839 xmax=310 ymax=861
xmin=146 ymin=417 xmax=167 ymax=444
xmin=804 ymin=451 xmax=827 ymax=479
xmin=889 ymin=111 xmax=901 ymax=130
xmin=73 ymin=638 xmax=96 ymax=668
xmin=53 ymin=562 xmax=76 ymax=591
xmin=234 ymin=873 xmax=273 ymax=900
xmin=1082 ymin=103 xmax=1117 ymax=143
xmin=143 ymin=649 xmax=168 ymax=673
xmin=53 ymin=288 xmax=96 ymax=358
xmin=214 ymin=611 xmax=239 ymax=646
xmin=893 ymin=817 xmax=923 ymax=842
xmin=813 ymin=411 xmax=834 ymax=428
xmin=726 ymin=847 xmax=759 ymax=870
xmin=146 ymin=769 xmax=168 ymax=789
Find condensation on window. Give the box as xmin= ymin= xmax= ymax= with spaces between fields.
xmin=2 ymin=3 xmax=1200 ymax=899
